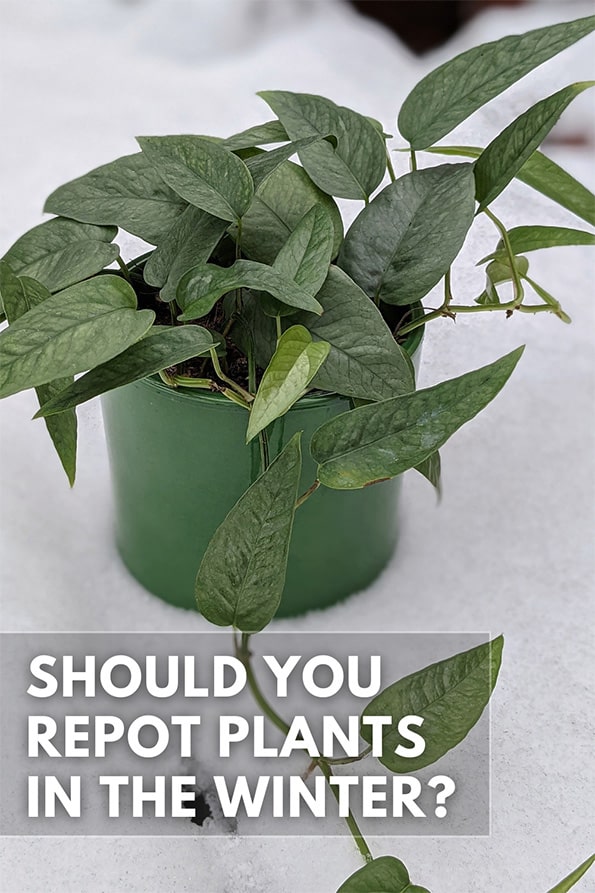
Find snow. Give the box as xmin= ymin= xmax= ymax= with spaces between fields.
xmin=0 ymin=1 xmax=594 ymax=891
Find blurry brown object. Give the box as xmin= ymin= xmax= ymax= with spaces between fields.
xmin=351 ymin=1 xmax=527 ymax=53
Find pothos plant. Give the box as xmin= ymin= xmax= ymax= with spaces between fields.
xmin=1 ymin=14 xmax=594 ymax=892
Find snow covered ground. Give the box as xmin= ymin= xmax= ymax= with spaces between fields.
xmin=0 ymin=1 xmax=594 ymax=890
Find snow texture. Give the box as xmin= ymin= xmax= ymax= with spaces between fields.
xmin=0 ymin=1 xmax=594 ymax=891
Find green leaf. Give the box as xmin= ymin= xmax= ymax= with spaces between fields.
xmin=477 ymin=256 xmax=529 ymax=305
xmin=137 ymin=135 xmax=254 ymax=223
xmin=239 ymin=160 xmax=344 ymax=264
xmin=415 ymin=451 xmax=441 ymax=497
xmin=245 ymin=136 xmax=330 ymax=189
xmin=367 ymin=116 xmax=393 ymax=140
xmin=0 ymin=263 xmax=50 ymax=321
xmin=228 ymin=292 xmax=278 ymax=368
xmin=475 ymin=82 xmax=595 ymax=209
xmin=223 ymin=120 xmax=289 ymax=151
xmin=35 ymin=377 xmax=78 ymax=485
xmin=246 ymin=326 xmax=329 ymax=442
xmin=487 ymin=256 xmax=529 ymax=282
xmin=398 ymin=15 xmax=595 ymax=149
xmin=260 ymin=205 xmax=335 ymax=317
xmin=35 ymin=326 xmax=215 ymax=416
xmin=297 ymin=266 xmax=414 ymax=401
xmin=338 ymin=164 xmax=476 ymax=306
xmin=177 ymin=259 xmax=323 ymax=320
xmin=273 ymin=205 xmax=334 ymax=292
xmin=479 ymin=225 xmax=595 ymax=263
xmin=258 ymin=91 xmax=386 ymax=200
xmin=361 ymin=636 xmax=503 ymax=773
xmin=311 ymin=346 xmax=523 ymax=489
xmin=424 ymin=146 xmax=595 ymax=227
xmin=195 ymin=433 xmax=302 ymax=631
xmin=337 ymin=856 xmax=430 ymax=893
xmin=519 ymin=152 xmax=595 ymax=226
xmin=1 ymin=218 xmax=119 ymax=293
xmin=0 ymin=275 xmax=154 ymax=398
xmin=143 ymin=206 xmax=228 ymax=300
xmin=474 ymin=291 xmax=498 ymax=307
xmin=546 ymin=854 xmax=595 ymax=893
xmin=524 ymin=276 xmax=571 ymax=323
xmin=44 ymin=153 xmax=187 ymax=244
xmin=0 ymin=264 xmax=77 ymax=483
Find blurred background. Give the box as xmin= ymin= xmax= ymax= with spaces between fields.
xmin=2 ymin=0 xmax=593 ymax=246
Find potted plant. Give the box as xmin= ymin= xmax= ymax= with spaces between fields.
xmin=0 ymin=15 xmax=594 ymax=624
xmin=1 ymin=14 xmax=595 ymax=893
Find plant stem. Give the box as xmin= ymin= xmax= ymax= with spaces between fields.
xmin=235 ymin=218 xmax=244 ymax=315
xmin=323 ymin=745 xmax=373 ymax=766
xmin=319 ymin=762 xmax=373 ymax=864
xmin=127 ymin=250 xmax=153 ymax=272
xmin=275 ymin=314 xmax=282 ymax=342
xmin=159 ymin=369 xmax=213 ymax=390
xmin=236 ymin=218 xmax=243 ymax=260
xmin=237 ymin=634 xmax=290 ymax=735
xmin=210 ymin=347 xmax=254 ymax=403
xmin=247 ymin=339 xmax=257 ymax=396
xmin=396 ymin=267 xmax=454 ymax=336
xmin=244 ymin=333 xmax=269 ymax=475
xmin=159 ymin=371 xmax=253 ymax=409
xmin=523 ymin=274 xmax=571 ymax=322
xmin=386 ymin=148 xmax=396 ymax=183
xmin=516 ymin=303 xmax=556 ymax=316
xmin=483 ymin=207 xmax=524 ymax=307
xmin=258 ymin=429 xmax=270 ymax=473
xmin=202 ymin=313 xmax=239 ymax=378
xmin=410 ymin=148 xmax=417 ymax=171
xmin=296 ymin=479 xmax=320 ymax=508
xmin=236 ymin=634 xmax=375 ymax=865
xmin=116 ymin=255 xmax=132 ymax=284
xmin=222 ymin=315 xmax=236 ymax=340
xmin=443 ymin=267 xmax=453 ymax=308
xmin=397 ymin=293 xmax=559 ymax=336
xmin=159 ymin=371 xmax=251 ymax=406
xmin=158 ymin=369 xmax=177 ymax=387
xmin=221 ymin=388 xmax=252 ymax=409
xmin=166 ymin=374 xmax=213 ymax=389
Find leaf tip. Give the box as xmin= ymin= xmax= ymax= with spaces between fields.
xmin=490 ymin=634 xmax=505 ymax=665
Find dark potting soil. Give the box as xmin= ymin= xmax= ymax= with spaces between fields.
xmin=131 ymin=267 xmax=257 ymax=389
xmin=129 ymin=264 xmax=413 ymax=392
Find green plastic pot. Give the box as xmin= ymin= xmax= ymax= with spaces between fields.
xmin=101 ymin=320 xmax=423 ymax=617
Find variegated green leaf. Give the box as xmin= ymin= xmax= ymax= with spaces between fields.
xmin=195 ymin=433 xmax=302 ymax=631
xmin=246 ymin=326 xmax=329 ymax=441
xmin=44 ymin=153 xmax=187 ymax=243
xmin=137 ymin=135 xmax=254 ymax=223
xmin=0 ymin=276 xmax=154 ymax=398
xmin=1 ymin=218 xmax=119 ymax=293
